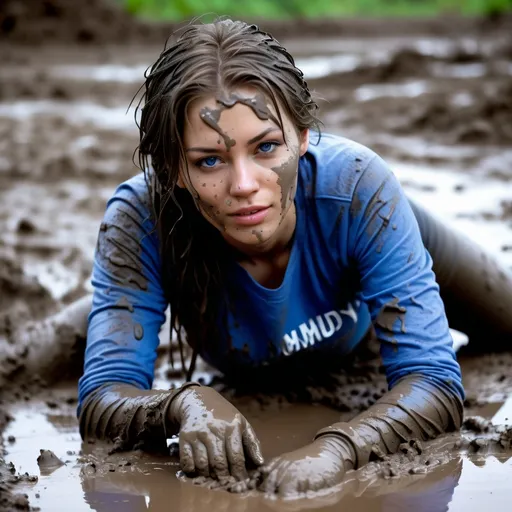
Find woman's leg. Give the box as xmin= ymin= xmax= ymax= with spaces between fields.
xmin=409 ymin=198 xmax=512 ymax=347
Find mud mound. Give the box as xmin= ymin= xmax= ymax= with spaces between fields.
xmin=0 ymin=116 xmax=138 ymax=180
xmin=408 ymin=82 xmax=512 ymax=144
xmin=0 ymin=0 xmax=168 ymax=44
xmin=0 ymin=250 xmax=53 ymax=316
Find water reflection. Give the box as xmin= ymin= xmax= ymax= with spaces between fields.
xmin=5 ymin=398 xmax=512 ymax=512
xmin=79 ymin=455 xmax=464 ymax=512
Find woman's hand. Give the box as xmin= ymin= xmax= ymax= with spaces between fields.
xmin=169 ymin=386 xmax=264 ymax=482
xmin=257 ymin=436 xmax=354 ymax=498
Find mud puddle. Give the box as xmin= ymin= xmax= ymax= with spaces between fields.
xmin=5 ymin=391 xmax=512 ymax=512
xmin=393 ymin=162 xmax=512 ymax=268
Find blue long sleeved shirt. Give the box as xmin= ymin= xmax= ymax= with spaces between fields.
xmin=78 ymin=133 xmax=464 ymax=414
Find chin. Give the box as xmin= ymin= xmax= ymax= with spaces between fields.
xmin=225 ymin=225 xmax=276 ymax=247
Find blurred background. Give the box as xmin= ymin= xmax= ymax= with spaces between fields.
xmin=1 ymin=0 xmax=511 ymax=309
xmin=125 ymin=0 xmax=512 ymax=19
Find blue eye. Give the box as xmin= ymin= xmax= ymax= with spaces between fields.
xmin=199 ymin=156 xmax=220 ymax=168
xmin=258 ymin=142 xmax=278 ymax=153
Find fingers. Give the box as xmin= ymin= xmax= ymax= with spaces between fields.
xmin=179 ymin=440 xmax=195 ymax=474
xmin=226 ymin=425 xmax=248 ymax=481
xmin=191 ymin=441 xmax=210 ymax=477
xmin=241 ymin=424 xmax=264 ymax=466
xmin=202 ymin=431 xmax=230 ymax=480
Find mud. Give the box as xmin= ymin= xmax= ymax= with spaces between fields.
xmin=198 ymin=92 xmax=279 ymax=152
xmin=1 ymin=1 xmax=512 ymax=511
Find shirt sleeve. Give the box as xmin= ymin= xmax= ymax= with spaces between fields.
xmin=315 ymin=158 xmax=464 ymax=466
xmin=77 ymin=176 xmax=168 ymax=415
xmin=346 ymin=154 xmax=464 ymax=401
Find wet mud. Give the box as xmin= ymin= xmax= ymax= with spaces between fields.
xmin=1 ymin=1 xmax=512 ymax=511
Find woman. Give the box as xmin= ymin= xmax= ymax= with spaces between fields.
xmin=78 ymin=18 xmax=465 ymax=497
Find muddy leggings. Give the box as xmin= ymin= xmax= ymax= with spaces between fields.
xmin=409 ymin=199 xmax=512 ymax=343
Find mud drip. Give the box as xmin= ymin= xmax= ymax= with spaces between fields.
xmin=199 ymin=107 xmax=236 ymax=151
xmin=198 ymin=92 xmax=278 ymax=153
xmin=271 ymin=151 xmax=299 ymax=212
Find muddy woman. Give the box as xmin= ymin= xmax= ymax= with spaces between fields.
xmin=77 ymin=18 xmax=466 ymax=497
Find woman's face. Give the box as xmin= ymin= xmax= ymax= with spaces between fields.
xmin=181 ymin=86 xmax=309 ymax=251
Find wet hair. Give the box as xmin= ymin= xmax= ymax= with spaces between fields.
xmin=135 ymin=18 xmax=321 ymax=378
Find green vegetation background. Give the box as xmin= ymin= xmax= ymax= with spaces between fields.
xmin=123 ymin=0 xmax=512 ymax=20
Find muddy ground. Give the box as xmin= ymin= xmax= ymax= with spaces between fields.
xmin=1 ymin=1 xmax=512 ymax=511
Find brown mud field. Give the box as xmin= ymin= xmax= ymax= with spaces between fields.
xmin=2 ymin=1 xmax=512 ymax=510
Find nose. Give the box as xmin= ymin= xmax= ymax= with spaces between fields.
xmin=229 ymin=157 xmax=260 ymax=197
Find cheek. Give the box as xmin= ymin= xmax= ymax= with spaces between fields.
xmin=270 ymin=151 xmax=299 ymax=210
xmin=188 ymin=171 xmax=226 ymax=205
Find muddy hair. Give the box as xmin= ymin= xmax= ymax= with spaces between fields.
xmin=134 ymin=18 xmax=321 ymax=378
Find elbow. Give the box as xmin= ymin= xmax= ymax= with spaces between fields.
xmin=77 ymin=381 xmax=125 ymax=441
xmin=394 ymin=373 xmax=464 ymax=434
xmin=424 ymin=375 xmax=465 ymax=432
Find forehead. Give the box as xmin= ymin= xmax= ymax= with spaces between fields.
xmin=184 ymin=87 xmax=284 ymax=136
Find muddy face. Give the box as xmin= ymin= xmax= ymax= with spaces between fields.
xmin=181 ymin=86 xmax=309 ymax=251
xmin=272 ymin=146 xmax=300 ymax=213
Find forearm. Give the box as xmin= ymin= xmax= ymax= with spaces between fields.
xmin=315 ymin=374 xmax=463 ymax=469
xmin=79 ymin=382 xmax=199 ymax=451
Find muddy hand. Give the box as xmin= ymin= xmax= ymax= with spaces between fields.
xmin=258 ymin=436 xmax=352 ymax=497
xmin=169 ymin=386 xmax=264 ymax=481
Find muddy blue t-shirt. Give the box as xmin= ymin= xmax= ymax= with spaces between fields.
xmin=78 ymin=133 xmax=464 ymax=411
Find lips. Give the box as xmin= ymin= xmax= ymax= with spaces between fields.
xmin=229 ymin=206 xmax=270 ymax=226
xmin=231 ymin=206 xmax=268 ymax=217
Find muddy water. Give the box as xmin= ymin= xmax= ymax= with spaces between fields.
xmin=2 ymin=7 xmax=512 ymax=512
xmin=5 ymin=389 xmax=512 ymax=512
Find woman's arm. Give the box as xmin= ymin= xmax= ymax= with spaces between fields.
xmin=77 ymin=175 xmax=173 ymax=451
xmin=78 ymin=176 xmax=263 ymax=479
xmin=315 ymin=152 xmax=464 ymax=465
xmin=259 ymin=148 xmax=464 ymax=496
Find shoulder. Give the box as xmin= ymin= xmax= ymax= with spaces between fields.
xmin=103 ymin=172 xmax=155 ymax=230
xmin=94 ymin=172 xmax=161 ymax=291
xmin=299 ymin=132 xmax=382 ymax=202
xmin=107 ymin=172 xmax=152 ymax=211
xmin=99 ymin=172 xmax=159 ymax=258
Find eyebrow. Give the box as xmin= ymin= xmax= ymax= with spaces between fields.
xmin=185 ymin=127 xmax=280 ymax=153
xmin=247 ymin=127 xmax=280 ymax=144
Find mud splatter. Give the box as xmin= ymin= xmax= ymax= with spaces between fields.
xmin=133 ymin=323 xmax=144 ymax=340
xmin=199 ymin=92 xmax=280 ymax=153
xmin=218 ymin=92 xmax=279 ymax=125
xmin=115 ymin=296 xmax=134 ymax=313
xmin=199 ymin=106 xmax=236 ymax=151
xmin=251 ymin=229 xmax=264 ymax=243
xmin=357 ymin=174 xmax=400 ymax=252
xmin=335 ymin=204 xmax=345 ymax=229
xmin=271 ymin=150 xmax=299 ymax=212
xmin=96 ymin=211 xmax=148 ymax=291
xmin=375 ymin=297 xmax=407 ymax=333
